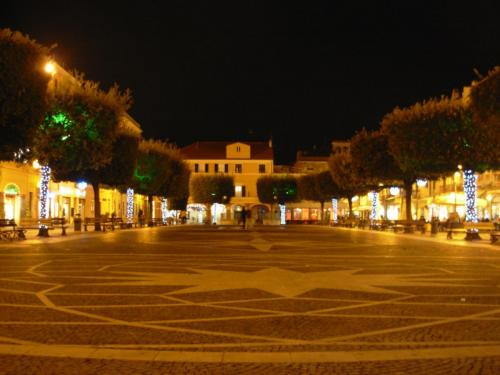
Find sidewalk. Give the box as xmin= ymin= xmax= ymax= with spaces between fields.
xmin=0 ymin=224 xmax=168 ymax=246
xmin=330 ymin=225 xmax=499 ymax=249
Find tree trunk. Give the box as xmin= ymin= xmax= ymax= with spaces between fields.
xmin=92 ymin=182 xmax=101 ymax=231
xmin=148 ymin=195 xmax=153 ymax=226
xmin=403 ymin=179 xmax=414 ymax=233
xmin=205 ymin=203 xmax=212 ymax=224
xmin=348 ymin=197 xmax=353 ymax=218
xmin=320 ymin=201 xmax=324 ymax=224
xmin=404 ymin=179 xmax=413 ymax=223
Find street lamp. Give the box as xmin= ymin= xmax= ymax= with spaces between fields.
xmin=44 ymin=61 xmax=56 ymax=76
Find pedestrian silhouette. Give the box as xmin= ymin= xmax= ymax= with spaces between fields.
xmin=241 ymin=208 xmax=247 ymax=229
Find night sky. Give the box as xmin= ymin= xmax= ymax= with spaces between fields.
xmin=2 ymin=1 xmax=499 ymax=164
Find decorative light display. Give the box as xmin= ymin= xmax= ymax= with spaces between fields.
xmin=331 ymin=198 xmax=338 ymax=222
xmin=279 ymin=204 xmax=286 ymax=225
xmin=370 ymin=190 xmax=378 ymax=221
xmin=389 ymin=186 xmax=400 ymax=196
xmin=463 ymin=169 xmax=478 ymax=223
xmin=161 ymin=198 xmax=168 ymax=224
xmin=39 ymin=166 xmax=51 ymax=222
xmin=126 ymin=188 xmax=134 ymax=223
xmin=416 ymin=179 xmax=427 ymax=187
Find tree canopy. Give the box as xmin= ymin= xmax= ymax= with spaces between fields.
xmin=0 ymin=28 xmax=51 ymax=160
xmin=34 ymin=78 xmax=132 ymax=182
xmin=190 ymin=175 xmax=235 ymax=205
xmin=133 ymin=139 xmax=185 ymax=198
xmin=350 ymin=129 xmax=402 ymax=187
xmin=328 ymin=153 xmax=368 ymax=217
xmin=469 ymin=67 xmax=500 ymax=169
xmin=256 ymin=175 xmax=299 ymax=205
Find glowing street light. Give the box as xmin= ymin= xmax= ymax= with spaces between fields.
xmin=44 ymin=61 xmax=56 ymax=76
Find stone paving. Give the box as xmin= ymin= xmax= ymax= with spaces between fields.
xmin=0 ymin=225 xmax=500 ymax=373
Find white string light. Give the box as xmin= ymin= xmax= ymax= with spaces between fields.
xmin=161 ymin=198 xmax=168 ymax=224
xmin=279 ymin=204 xmax=286 ymax=225
xmin=331 ymin=198 xmax=338 ymax=222
xmin=463 ymin=169 xmax=478 ymax=223
xmin=370 ymin=191 xmax=378 ymax=221
xmin=39 ymin=165 xmax=51 ymax=224
xmin=126 ymin=188 xmax=134 ymax=223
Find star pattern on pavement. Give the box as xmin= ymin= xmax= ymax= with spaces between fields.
xmin=86 ymin=268 xmax=476 ymax=297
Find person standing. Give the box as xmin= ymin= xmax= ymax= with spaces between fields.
xmin=241 ymin=207 xmax=247 ymax=229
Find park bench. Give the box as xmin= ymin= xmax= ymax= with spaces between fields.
xmin=19 ymin=218 xmax=67 ymax=236
xmin=0 ymin=219 xmax=26 ymax=241
xmin=49 ymin=218 xmax=67 ymax=235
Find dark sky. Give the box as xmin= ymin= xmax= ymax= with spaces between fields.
xmin=2 ymin=1 xmax=499 ymax=164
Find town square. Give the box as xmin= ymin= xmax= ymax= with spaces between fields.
xmin=1 ymin=225 xmax=500 ymax=373
xmin=1 ymin=1 xmax=500 ymax=373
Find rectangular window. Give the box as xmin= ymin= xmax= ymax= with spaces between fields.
xmin=214 ymin=164 xmax=219 ymax=173
xmin=235 ymin=185 xmax=242 ymax=197
xmin=205 ymin=163 xmax=209 ymax=173
xmin=259 ymin=164 xmax=266 ymax=173
xmin=224 ymin=164 xmax=229 ymax=173
xmin=235 ymin=164 xmax=242 ymax=173
xmin=241 ymin=185 xmax=246 ymax=197
xmin=194 ymin=163 xmax=199 ymax=173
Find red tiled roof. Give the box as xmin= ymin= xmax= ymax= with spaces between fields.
xmin=180 ymin=141 xmax=273 ymax=160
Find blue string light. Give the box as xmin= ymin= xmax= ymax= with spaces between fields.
xmin=463 ymin=169 xmax=478 ymax=223
xmin=126 ymin=188 xmax=134 ymax=223
xmin=39 ymin=165 xmax=51 ymax=227
xmin=279 ymin=204 xmax=286 ymax=225
xmin=370 ymin=191 xmax=378 ymax=221
xmin=331 ymin=198 xmax=338 ymax=222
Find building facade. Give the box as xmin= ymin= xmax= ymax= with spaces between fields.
xmin=181 ymin=141 xmax=274 ymax=224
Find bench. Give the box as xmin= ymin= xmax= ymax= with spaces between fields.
xmin=49 ymin=218 xmax=67 ymax=235
xmin=0 ymin=219 xmax=26 ymax=241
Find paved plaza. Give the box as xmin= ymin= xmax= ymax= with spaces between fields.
xmin=0 ymin=225 xmax=500 ymax=373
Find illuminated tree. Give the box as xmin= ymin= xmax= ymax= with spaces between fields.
xmin=380 ymin=95 xmax=471 ymax=224
xmin=34 ymin=77 xmax=132 ymax=230
xmin=190 ymin=175 xmax=235 ymax=223
xmin=328 ymin=153 xmax=368 ymax=218
xmin=298 ymin=171 xmax=339 ymax=223
xmin=0 ymin=28 xmax=50 ymax=160
xmin=350 ymin=129 xmax=403 ymax=222
xmin=257 ymin=176 xmax=298 ymax=224
xmin=132 ymin=139 xmax=187 ymax=226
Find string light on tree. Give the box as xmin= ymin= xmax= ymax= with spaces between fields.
xmin=161 ymin=198 xmax=168 ymax=224
xmin=370 ymin=191 xmax=378 ymax=221
xmin=463 ymin=169 xmax=478 ymax=223
xmin=331 ymin=198 xmax=338 ymax=222
xmin=279 ymin=204 xmax=286 ymax=225
xmin=126 ymin=188 xmax=134 ymax=224
xmin=38 ymin=165 xmax=51 ymax=237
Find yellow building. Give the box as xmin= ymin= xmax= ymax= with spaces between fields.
xmin=339 ymin=170 xmax=500 ymax=223
xmin=181 ymin=141 xmax=274 ymax=224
